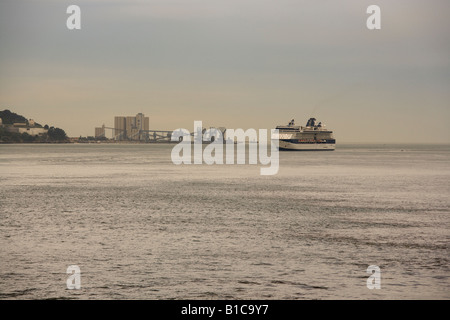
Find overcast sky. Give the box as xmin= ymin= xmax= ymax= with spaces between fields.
xmin=0 ymin=0 xmax=449 ymax=142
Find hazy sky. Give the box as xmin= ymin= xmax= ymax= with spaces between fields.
xmin=0 ymin=0 xmax=449 ymax=142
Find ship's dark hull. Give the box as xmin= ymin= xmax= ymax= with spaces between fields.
xmin=278 ymin=140 xmax=336 ymax=151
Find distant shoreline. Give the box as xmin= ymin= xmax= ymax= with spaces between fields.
xmin=1 ymin=141 xmax=449 ymax=146
xmin=0 ymin=141 xmax=72 ymax=144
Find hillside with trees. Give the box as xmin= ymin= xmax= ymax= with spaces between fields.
xmin=0 ymin=109 xmax=68 ymax=143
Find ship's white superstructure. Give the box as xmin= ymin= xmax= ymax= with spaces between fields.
xmin=274 ymin=118 xmax=336 ymax=151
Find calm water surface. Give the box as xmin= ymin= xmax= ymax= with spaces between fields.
xmin=0 ymin=143 xmax=449 ymax=299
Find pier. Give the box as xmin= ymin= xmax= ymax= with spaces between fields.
xmin=94 ymin=114 xmax=226 ymax=143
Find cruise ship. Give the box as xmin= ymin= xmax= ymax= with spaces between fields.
xmin=274 ymin=118 xmax=336 ymax=151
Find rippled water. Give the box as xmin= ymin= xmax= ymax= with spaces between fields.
xmin=0 ymin=143 xmax=449 ymax=299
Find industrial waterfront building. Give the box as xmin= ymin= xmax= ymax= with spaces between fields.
xmin=93 ymin=113 xmax=226 ymax=143
xmin=1 ymin=118 xmax=48 ymax=136
xmin=114 ymin=113 xmax=149 ymax=141
xmin=94 ymin=125 xmax=105 ymax=138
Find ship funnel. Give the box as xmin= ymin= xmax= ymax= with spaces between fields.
xmin=306 ymin=118 xmax=316 ymax=127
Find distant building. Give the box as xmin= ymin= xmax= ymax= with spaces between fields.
xmin=6 ymin=122 xmax=47 ymax=136
xmin=114 ymin=113 xmax=149 ymax=141
xmin=114 ymin=116 xmax=126 ymax=140
xmin=95 ymin=124 xmax=105 ymax=138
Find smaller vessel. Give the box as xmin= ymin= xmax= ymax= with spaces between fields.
xmin=274 ymin=118 xmax=336 ymax=151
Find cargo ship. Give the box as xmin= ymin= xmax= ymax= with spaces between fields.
xmin=274 ymin=118 xmax=336 ymax=151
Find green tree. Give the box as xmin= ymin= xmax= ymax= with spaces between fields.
xmin=0 ymin=109 xmax=27 ymax=124
xmin=48 ymin=127 xmax=68 ymax=141
xmin=21 ymin=132 xmax=36 ymax=143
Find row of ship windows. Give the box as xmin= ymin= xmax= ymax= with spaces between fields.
xmin=282 ymin=139 xmax=336 ymax=144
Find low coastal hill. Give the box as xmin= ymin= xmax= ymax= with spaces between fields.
xmin=0 ymin=109 xmax=68 ymax=143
